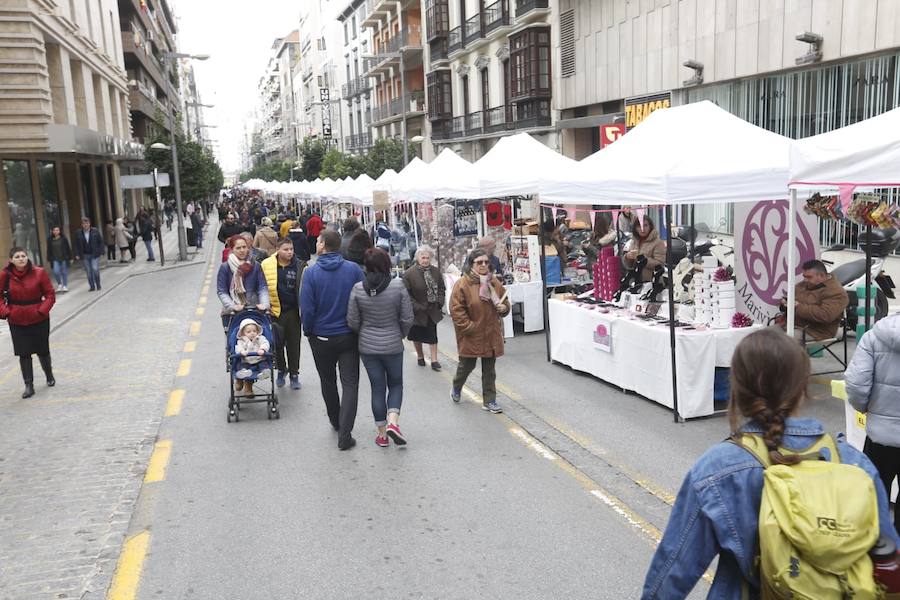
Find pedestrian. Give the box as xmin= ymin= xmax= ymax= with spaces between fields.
xmin=391 ymin=222 xmax=411 ymax=269
xmin=300 ymin=230 xmax=365 ymax=450
xmin=260 ymin=238 xmax=305 ymax=390
xmin=217 ymin=213 xmax=242 ymax=244
xmin=348 ymin=248 xmax=414 ymax=447
xmin=288 ymin=222 xmax=311 ymax=263
xmin=233 ymin=319 xmax=271 ymax=394
xmin=190 ymin=209 xmax=203 ymax=249
xmin=279 ymin=214 xmax=294 ymax=239
xmin=164 ymin=202 xmax=174 ymax=230
xmin=343 ymin=226 xmax=372 ymax=266
xmin=73 ymin=217 xmax=104 ymax=291
xmin=138 ymin=210 xmax=155 ymax=261
xmin=253 ymin=217 xmax=279 ymax=256
xmin=845 ymin=313 xmax=900 ymax=536
xmin=103 ymin=219 xmax=116 ymax=261
xmin=374 ymin=218 xmax=392 ymax=252
xmin=0 ymin=247 xmax=56 ymax=398
xmin=46 ymin=226 xmax=72 ymax=292
xmin=642 ymin=328 xmax=899 ymax=598
xmin=478 ymin=236 xmax=503 ymax=275
xmin=403 ymin=245 xmax=445 ymax=371
xmin=114 ymin=217 xmax=133 ymax=263
xmin=448 ymin=248 xmax=510 ymax=413
xmin=239 ymin=211 xmax=256 ymax=238
xmin=124 ymin=216 xmax=138 ymax=261
xmin=216 ymin=235 xmax=270 ymax=330
xmin=305 ymin=211 xmax=323 ymax=256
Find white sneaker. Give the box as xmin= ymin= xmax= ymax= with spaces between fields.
xmin=235 ymin=368 xmax=252 ymax=379
xmin=61 ymin=286 xmax=68 ymax=292
xmin=56 ymin=284 xmax=62 ymax=292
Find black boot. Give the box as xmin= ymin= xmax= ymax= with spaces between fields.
xmin=38 ymin=354 xmax=54 ymax=387
xmin=20 ymin=356 xmax=34 ymax=398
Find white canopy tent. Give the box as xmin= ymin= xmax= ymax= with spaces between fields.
xmin=789 ymin=106 xmax=900 ymax=330
xmin=401 ymin=148 xmax=481 ymax=201
xmin=241 ymin=178 xmax=266 ymax=190
xmin=338 ymin=173 xmax=375 ymax=206
xmin=387 ymin=157 xmax=432 ymax=204
xmin=474 ymin=132 xmax=577 ymax=198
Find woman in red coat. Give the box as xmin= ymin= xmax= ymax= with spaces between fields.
xmin=0 ymin=247 xmax=56 ymax=398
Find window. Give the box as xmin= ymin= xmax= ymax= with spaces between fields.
xmin=425 ymin=0 xmax=450 ymax=39
xmin=317 ymin=37 xmax=326 ymax=51
xmin=426 ymin=70 xmax=453 ymax=120
xmin=480 ymin=67 xmax=489 ymax=110
xmin=509 ymin=26 xmax=551 ymax=99
xmin=352 ymin=16 xmax=358 ymax=39
xmin=559 ymin=10 xmax=576 ymax=78
xmin=461 ymin=74 xmax=470 ymax=115
xmin=502 ymin=58 xmax=510 ymax=104
xmin=3 ymin=160 xmax=41 ymax=264
xmin=344 ymin=23 xmax=349 ymax=45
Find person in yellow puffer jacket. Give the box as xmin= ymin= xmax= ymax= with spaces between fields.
xmin=260 ymin=237 xmax=306 ymax=389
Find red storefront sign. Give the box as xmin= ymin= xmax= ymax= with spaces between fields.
xmin=599 ymin=123 xmax=626 ymax=148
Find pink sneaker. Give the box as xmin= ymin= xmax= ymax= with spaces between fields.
xmin=386 ymin=424 xmax=407 ymax=446
xmin=375 ymin=435 xmax=389 ymax=448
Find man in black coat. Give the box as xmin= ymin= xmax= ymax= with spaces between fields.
xmin=73 ymin=217 xmax=105 ymax=291
xmin=217 ymin=213 xmax=243 ymax=244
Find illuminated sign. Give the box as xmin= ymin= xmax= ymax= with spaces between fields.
xmin=624 ymin=92 xmax=671 ymax=130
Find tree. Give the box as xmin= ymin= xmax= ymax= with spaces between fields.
xmin=365 ymin=137 xmax=404 ymax=179
xmin=238 ymin=159 xmax=293 ymax=183
xmin=319 ymin=148 xmax=345 ymax=179
xmin=144 ymin=134 xmax=224 ymax=205
xmin=298 ymin=137 xmax=328 ymax=181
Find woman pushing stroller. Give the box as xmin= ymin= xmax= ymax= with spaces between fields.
xmin=217 ymin=234 xmax=270 ymax=326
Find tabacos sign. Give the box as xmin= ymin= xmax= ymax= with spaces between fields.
xmin=625 ymin=92 xmax=671 ymax=130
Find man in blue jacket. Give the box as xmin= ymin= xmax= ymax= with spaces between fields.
xmin=73 ymin=217 xmax=105 ymax=291
xmin=300 ymin=229 xmax=365 ymax=450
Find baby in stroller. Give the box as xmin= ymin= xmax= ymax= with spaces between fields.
xmin=234 ymin=318 xmax=271 ymax=392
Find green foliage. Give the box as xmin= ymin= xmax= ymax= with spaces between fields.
xmin=239 ymin=159 xmax=294 ymax=183
xmin=365 ymin=137 xmax=404 ymax=179
xmin=318 ymin=148 xmax=345 ymax=179
xmin=144 ymin=134 xmax=223 ymax=203
xmin=298 ymin=137 xmax=328 ymax=181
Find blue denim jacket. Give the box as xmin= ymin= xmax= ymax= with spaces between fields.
xmin=642 ymin=417 xmax=899 ymax=599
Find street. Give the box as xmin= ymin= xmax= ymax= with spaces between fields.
xmin=0 ymin=222 xmax=850 ymax=600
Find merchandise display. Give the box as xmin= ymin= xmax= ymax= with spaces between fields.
xmin=805 ymin=193 xmax=900 ymax=228
xmin=593 ymin=246 xmax=621 ymax=301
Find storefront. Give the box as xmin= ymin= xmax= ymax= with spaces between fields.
xmin=0 ymin=125 xmax=144 ymax=265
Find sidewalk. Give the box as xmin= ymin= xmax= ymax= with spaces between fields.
xmin=0 ymin=217 xmax=214 ymax=339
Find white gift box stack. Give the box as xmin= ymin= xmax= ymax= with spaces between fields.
xmin=712 ymin=279 xmax=736 ymax=329
xmin=693 ymin=256 xmax=717 ymax=325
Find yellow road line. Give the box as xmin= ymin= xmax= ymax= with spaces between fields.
xmin=106 ymin=530 xmax=150 ymax=600
xmin=165 ymin=389 xmax=184 ymax=416
xmin=198 ymin=295 xmax=207 ymax=305
xmin=189 ymin=321 xmax=201 ymax=336
xmin=183 ymin=341 xmax=196 ymax=353
xmin=143 ymin=440 xmax=172 ymax=483
xmin=195 ymin=306 xmax=205 ymax=316
xmin=176 ymin=359 xmax=191 ymax=377
xmin=200 ymin=286 xmax=209 ymax=296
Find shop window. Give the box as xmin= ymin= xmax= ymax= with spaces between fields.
xmin=509 ymin=26 xmax=551 ymax=100
xmin=426 ymin=70 xmax=453 ymax=120
xmin=3 ymin=160 xmax=41 ymax=264
xmin=37 ymin=161 xmax=60 ymax=234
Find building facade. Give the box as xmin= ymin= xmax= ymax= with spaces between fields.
xmin=363 ymin=0 xmax=428 ymax=154
xmin=0 ymin=0 xmax=143 ymax=264
xmin=337 ymin=0 xmax=375 ymax=155
xmin=275 ymin=32 xmax=302 ymax=163
xmin=424 ymin=0 xmax=557 ymax=161
xmin=180 ymin=61 xmax=210 ymax=148
xmin=297 ymin=0 xmax=346 ymax=149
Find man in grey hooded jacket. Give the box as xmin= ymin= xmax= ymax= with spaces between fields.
xmin=846 ymin=313 xmax=900 ymax=535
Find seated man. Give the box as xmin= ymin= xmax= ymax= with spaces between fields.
xmin=782 ymin=259 xmax=848 ymax=341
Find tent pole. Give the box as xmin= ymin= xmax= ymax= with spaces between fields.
xmin=689 ymin=204 xmax=695 ymax=259
xmin=539 ymin=199 xmax=551 ymax=363
xmin=865 ymin=224 xmax=872 ymax=330
xmin=786 ymin=189 xmax=797 ymax=337
xmin=412 ymin=201 xmax=420 ymax=247
xmin=666 ymin=205 xmax=681 ymax=423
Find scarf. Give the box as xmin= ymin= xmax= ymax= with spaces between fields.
xmin=478 ymin=273 xmax=492 ymax=302
xmin=227 ymin=251 xmax=251 ymax=305
xmin=363 ymin=271 xmax=391 ymax=296
xmin=418 ymin=264 xmax=439 ymax=304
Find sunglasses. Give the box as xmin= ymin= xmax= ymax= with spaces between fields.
xmin=473 ymin=259 xmax=490 ymax=265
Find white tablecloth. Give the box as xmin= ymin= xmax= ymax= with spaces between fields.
xmin=548 ymin=299 xmax=760 ymax=418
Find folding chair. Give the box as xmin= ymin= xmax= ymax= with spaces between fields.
xmin=801 ymin=307 xmax=850 ymax=376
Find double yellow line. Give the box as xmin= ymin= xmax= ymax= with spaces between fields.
xmin=107 ymin=262 xmax=213 ymax=599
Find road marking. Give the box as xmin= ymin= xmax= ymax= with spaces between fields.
xmin=198 ymin=295 xmax=207 ymax=305
xmin=189 ymin=321 xmax=201 ymax=336
xmin=183 ymin=341 xmax=196 ymax=353
xmin=144 ymin=440 xmax=172 ymax=483
xmin=201 ymin=286 xmax=209 ymax=296
xmin=195 ymin=306 xmax=205 ymax=316
xmin=107 ymin=530 xmax=150 ymax=600
xmin=510 ymin=427 xmax=558 ymax=461
xmin=165 ymin=389 xmax=184 ymax=416
xmin=176 ymin=359 xmax=191 ymax=377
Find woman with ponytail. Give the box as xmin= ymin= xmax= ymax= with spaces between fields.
xmin=642 ymin=328 xmax=898 ymax=599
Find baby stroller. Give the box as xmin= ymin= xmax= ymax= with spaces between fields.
xmin=225 ymin=308 xmax=279 ymax=422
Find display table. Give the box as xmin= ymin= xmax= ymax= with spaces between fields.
xmin=548 ymin=299 xmax=761 ymax=418
xmin=444 ymin=275 xmax=544 ymax=338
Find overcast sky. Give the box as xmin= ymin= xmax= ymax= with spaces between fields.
xmin=171 ymin=0 xmax=301 ymax=174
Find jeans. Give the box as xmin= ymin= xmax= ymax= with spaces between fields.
xmin=82 ymin=256 xmax=100 ymax=289
xmin=864 ymin=437 xmax=900 ymax=536
xmin=106 ymin=244 xmax=116 ymax=260
xmin=195 ymin=228 xmax=203 ymax=249
xmin=51 ymin=261 xmax=68 ymax=287
xmin=360 ymin=353 xmax=404 ymax=427
xmin=273 ymin=307 xmax=301 ymax=375
xmin=452 ymin=356 xmax=497 ymax=404
xmin=143 ymin=239 xmax=155 ymax=260
xmin=308 ymin=333 xmax=360 ymax=441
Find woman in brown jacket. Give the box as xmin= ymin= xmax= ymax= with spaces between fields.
xmin=623 ymin=215 xmax=667 ymax=281
xmin=402 ymin=245 xmax=446 ymax=371
xmin=252 ymin=217 xmax=279 ymax=257
xmin=449 ymin=248 xmax=511 ymax=414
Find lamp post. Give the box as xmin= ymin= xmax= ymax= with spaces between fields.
xmin=160 ymin=51 xmax=209 ymax=261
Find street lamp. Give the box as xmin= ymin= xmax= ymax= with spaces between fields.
xmin=362 ymin=51 xmax=411 ymax=165
xmin=160 ymin=51 xmax=209 ymax=260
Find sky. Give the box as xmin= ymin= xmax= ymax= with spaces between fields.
xmin=171 ymin=0 xmax=301 ymax=174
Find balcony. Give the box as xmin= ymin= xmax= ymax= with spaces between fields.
xmin=121 ymin=31 xmax=167 ymax=97
xmin=432 ymin=102 xmax=550 ymax=143
xmin=448 ymin=27 xmax=463 ymax=55
xmin=464 ymin=110 xmax=483 ymax=135
xmin=515 ymin=0 xmax=549 ymax=20
xmin=429 ymin=37 xmax=449 ymax=64
xmin=384 ymin=27 xmax=422 ymax=54
xmin=484 ymin=105 xmax=513 ymax=133
xmin=128 ymin=85 xmax=164 ymax=120
xmin=463 ymin=13 xmax=485 ymax=46
xmin=341 ymin=76 xmax=372 ymax=99
xmin=512 ymin=98 xmax=551 ymax=129
xmin=345 ymin=131 xmax=373 ymax=151
xmin=371 ymin=91 xmax=426 ymax=124
xmin=484 ymin=0 xmax=510 ymax=34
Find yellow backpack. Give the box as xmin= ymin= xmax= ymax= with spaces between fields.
xmin=736 ymin=433 xmax=882 ymax=599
